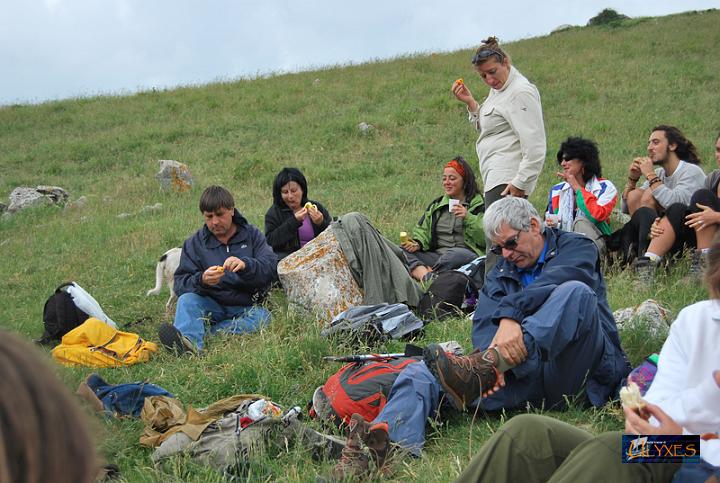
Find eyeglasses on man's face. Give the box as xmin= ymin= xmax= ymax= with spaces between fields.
xmin=489 ymin=229 xmax=523 ymax=255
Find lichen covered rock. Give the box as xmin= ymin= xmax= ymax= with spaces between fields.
xmin=278 ymin=226 xmax=363 ymax=325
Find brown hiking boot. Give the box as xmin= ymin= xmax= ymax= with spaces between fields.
xmin=329 ymin=416 xmax=370 ymax=480
xmin=328 ymin=413 xmax=391 ymax=480
xmin=349 ymin=413 xmax=391 ymax=471
xmin=423 ymin=344 xmax=499 ymax=411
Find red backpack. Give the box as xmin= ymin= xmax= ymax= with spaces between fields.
xmin=316 ymin=357 xmax=421 ymax=426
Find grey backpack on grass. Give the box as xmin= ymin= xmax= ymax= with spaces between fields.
xmin=321 ymin=303 xmax=425 ymax=344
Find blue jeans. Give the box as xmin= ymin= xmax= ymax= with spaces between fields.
xmin=372 ymin=361 xmax=441 ymax=457
xmin=173 ymin=293 xmax=270 ymax=350
xmin=85 ymin=373 xmax=172 ymax=417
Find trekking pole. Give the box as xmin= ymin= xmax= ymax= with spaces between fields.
xmin=323 ymin=353 xmax=406 ymax=363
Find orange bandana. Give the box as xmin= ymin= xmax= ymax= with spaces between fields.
xmin=445 ymin=160 xmax=465 ymax=178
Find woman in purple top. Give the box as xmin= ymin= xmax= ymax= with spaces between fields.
xmin=264 ymin=167 xmax=331 ymax=260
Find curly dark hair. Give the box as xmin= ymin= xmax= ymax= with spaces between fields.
xmin=556 ymin=137 xmax=602 ymax=183
xmin=652 ymin=125 xmax=701 ymax=164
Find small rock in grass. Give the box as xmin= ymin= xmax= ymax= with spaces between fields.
xmin=156 ymin=160 xmax=193 ymax=193
xmin=358 ymin=122 xmax=374 ymax=135
xmin=7 ymin=185 xmax=69 ymax=213
xmin=140 ymin=203 xmax=163 ymax=214
xmin=64 ymin=195 xmax=88 ymax=211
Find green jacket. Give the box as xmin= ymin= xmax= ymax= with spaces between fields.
xmin=411 ymin=194 xmax=485 ymax=256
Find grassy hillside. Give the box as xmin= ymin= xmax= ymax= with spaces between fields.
xmin=0 ymin=9 xmax=718 ymax=482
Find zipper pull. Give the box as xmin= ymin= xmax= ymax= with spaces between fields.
xmin=227 ymin=245 xmax=229 ymax=253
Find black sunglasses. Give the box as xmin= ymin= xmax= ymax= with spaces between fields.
xmin=471 ymin=49 xmax=505 ymax=65
xmin=489 ymin=229 xmax=522 ymax=255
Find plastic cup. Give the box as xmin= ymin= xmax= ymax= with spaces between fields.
xmin=448 ymin=199 xmax=460 ymax=212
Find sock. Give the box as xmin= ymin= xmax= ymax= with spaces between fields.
xmin=481 ymin=347 xmax=515 ymax=373
xmin=643 ymin=252 xmax=662 ymax=262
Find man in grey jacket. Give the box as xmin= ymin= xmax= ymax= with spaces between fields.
xmin=613 ymin=125 xmax=705 ymax=268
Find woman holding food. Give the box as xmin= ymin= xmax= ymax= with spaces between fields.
xmin=401 ymin=156 xmax=485 ymax=281
xmin=264 ymin=167 xmax=331 ymax=260
xmin=452 ymin=36 xmax=546 ymax=274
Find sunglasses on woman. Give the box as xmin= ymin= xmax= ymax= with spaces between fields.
xmin=471 ymin=49 xmax=505 ymax=65
xmin=489 ymin=229 xmax=522 ymax=255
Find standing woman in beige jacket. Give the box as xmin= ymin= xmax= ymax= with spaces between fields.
xmin=452 ymin=36 xmax=547 ymax=274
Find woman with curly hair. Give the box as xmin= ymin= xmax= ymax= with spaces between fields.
xmin=546 ymin=136 xmax=617 ymax=256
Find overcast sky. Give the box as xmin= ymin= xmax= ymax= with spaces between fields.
xmin=1 ymin=0 xmax=718 ymax=106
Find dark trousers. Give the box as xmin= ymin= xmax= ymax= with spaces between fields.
xmin=615 ymin=206 xmax=658 ymax=264
xmin=663 ymin=189 xmax=720 ymax=256
xmin=483 ymin=184 xmax=507 ymax=276
xmin=455 ymin=414 xmax=680 ymax=483
xmin=403 ymin=247 xmax=477 ymax=273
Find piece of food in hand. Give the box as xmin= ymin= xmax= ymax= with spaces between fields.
xmin=399 ymin=231 xmax=408 ymax=244
xmin=304 ymin=201 xmax=317 ymax=211
xmin=211 ymin=265 xmax=225 ymax=273
xmin=619 ymin=381 xmax=645 ymax=409
xmin=455 ymin=78 xmax=464 ymax=85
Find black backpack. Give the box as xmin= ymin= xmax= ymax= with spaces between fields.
xmin=418 ymin=271 xmax=471 ymax=319
xmin=37 ymin=283 xmax=90 ymax=345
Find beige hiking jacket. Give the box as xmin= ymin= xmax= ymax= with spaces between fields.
xmin=469 ymin=66 xmax=546 ymax=195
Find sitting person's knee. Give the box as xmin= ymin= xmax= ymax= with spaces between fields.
xmin=690 ymin=189 xmax=716 ymax=209
xmin=177 ymin=292 xmax=199 ymax=302
xmin=632 ymin=206 xmax=657 ymax=221
xmin=557 ymin=280 xmax=593 ymax=294
xmin=665 ymin=202 xmax=688 ymax=220
xmin=502 ymin=414 xmax=554 ymax=437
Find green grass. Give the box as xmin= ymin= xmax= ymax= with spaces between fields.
xmin=1 ymin=9 xmax=718 ymax=482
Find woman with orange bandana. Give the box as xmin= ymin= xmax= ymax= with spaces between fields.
xmin=401 ymin=156 xmax=485 ymax=281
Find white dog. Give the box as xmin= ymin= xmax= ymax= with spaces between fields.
xmin=146 ymin=247 xmax=182 ymax=310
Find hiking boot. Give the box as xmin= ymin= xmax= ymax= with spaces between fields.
xmin=423 ymin=344 xmax=499 ymax=411
xmin=348 ymin=413 xmax=391 ymax=471
xmin=633 ymin=256 xmax=657 ymax=286
xmin=158 ymin=323 xmax=196 ymax=355
xmin=329 ymin=416 xmax=370 ymax=480
xmin=689 ymin=250 xmax=708 ymax=278
xmin=76 ymin=377 xmax=104 ymax=412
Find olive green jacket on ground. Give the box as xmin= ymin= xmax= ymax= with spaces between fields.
xmin=411 ymin=194 xmax=485 ymax=255
xmin=333 ymin=213 xmax=423 ymax=307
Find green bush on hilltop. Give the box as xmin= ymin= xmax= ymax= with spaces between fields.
xmin=0 ymin=8 xmax=718 ymax=482
xmin=587 ymin=8 xmax=629 ymax=27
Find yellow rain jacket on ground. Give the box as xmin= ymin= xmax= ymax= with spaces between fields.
xmin=52 ymin=317 xmax=158 ymax=367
